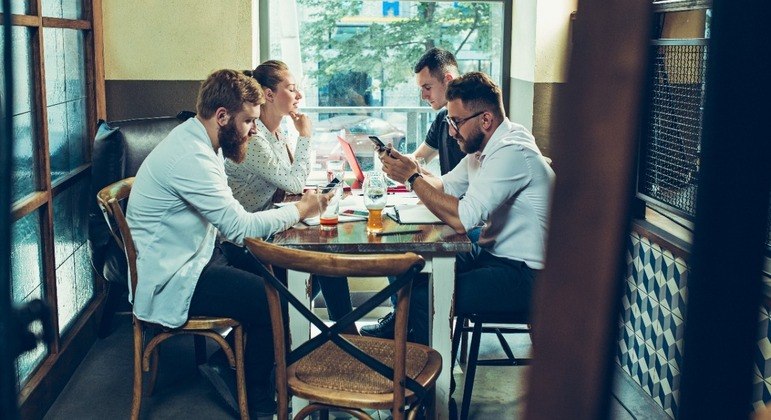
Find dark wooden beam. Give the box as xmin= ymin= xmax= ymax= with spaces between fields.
xmin=525 ymin=0 xmax=652 ymax=417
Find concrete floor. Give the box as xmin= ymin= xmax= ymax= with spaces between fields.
xmin=43 ymin=314 xmax=665 ymax=419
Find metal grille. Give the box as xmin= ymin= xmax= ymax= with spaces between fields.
xmin=638 ymin=40 xmax=707 ymax=216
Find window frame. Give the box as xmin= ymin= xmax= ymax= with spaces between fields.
xmin=1 ymin=0 xmax=105 ymax=414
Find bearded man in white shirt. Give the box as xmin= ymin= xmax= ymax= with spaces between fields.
xmin=126 ymin=69 xmax=324 ymax=417
xmin=379 ymin=72 xmax=555 ymax=344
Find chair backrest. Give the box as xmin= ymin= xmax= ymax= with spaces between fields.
xmin=96 ymin=178 xmax=139 ymax=297
xmin=243 ymin=238 xmax=426 ymax=416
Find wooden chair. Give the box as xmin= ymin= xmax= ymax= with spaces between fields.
xmin=450 ymin=312 xmax=532 ymax=420
xmin=97 ymin=177 xmax=249 ymax=420
xmin=243 ymin=238 xmax=441 ymax=420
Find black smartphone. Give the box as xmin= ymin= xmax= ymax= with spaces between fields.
xmin=368 ymin=135 xmax=387 ymax=151
xmin=319 ymin=177 xmax=341 ymax=193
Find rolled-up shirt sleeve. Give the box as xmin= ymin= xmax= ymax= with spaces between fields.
xmin=455 ymin=146 xmax=530 ymax=231
xmin=173 ymin=149 xmax=300 ymax=244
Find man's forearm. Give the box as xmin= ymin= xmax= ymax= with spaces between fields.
xmin=411 ymin=177 xmax=465 ymax=233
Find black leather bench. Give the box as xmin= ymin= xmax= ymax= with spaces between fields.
xmin=88 ymin=112 xmax=194 ymax=337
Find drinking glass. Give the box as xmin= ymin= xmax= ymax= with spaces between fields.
xmin=326 ymin=159 xmax=346 ymax=183
xmin=317 ymin=182 xmax=342 ymax=229
xmin=363 ymin=171 xmax=388 ymax=233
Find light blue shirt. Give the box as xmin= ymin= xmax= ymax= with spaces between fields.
xmin=126 ymin=117 xmax=300 ymax=328
xmin=441 ymin=118 xmax=555 ymax=269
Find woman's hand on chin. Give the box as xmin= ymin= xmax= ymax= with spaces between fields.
xmin=289 ymin=111 xmax=312 ymax=137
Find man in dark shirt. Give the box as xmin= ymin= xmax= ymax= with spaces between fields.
xmin=361 ymin=48 xmax=466 ymax=339
xmin=411 ymin=48 xmax=466 ymax=175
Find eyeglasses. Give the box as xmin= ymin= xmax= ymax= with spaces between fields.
xmin=445 ymin=111 xmax=485 ymax=132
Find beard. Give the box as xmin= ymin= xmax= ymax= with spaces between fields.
xmin=219 ymin=119 xmax=248 ymax=163
xmin=456 ymin=126 xmax=485 ymax=154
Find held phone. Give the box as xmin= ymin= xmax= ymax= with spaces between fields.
xmin=319 ymin=177 xmax=341 ymax=194
xmin=368 ymin=135 xmax=389 ymax=152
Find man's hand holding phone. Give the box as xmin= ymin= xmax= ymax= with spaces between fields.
xmin=369 ymin=135 xmax=393 ymax=157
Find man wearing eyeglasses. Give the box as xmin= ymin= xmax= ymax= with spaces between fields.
xmin=379 ymin=72 xmax=555 ymax=344
xmin=361 ymin=47 xmax=467 ymax=340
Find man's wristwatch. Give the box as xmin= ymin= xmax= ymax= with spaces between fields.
xmin=405 ymin=172 xmax=422 ymax=192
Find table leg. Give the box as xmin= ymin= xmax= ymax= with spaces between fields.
xmin=287 ymin=269 xmax=311 ymax=416
xmin=431 ymin=256 xmax=455 ymax=420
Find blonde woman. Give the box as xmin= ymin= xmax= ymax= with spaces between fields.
xmin=225 ymin=61 xmax=354 ymax=329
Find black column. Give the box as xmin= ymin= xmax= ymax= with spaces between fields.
xmin=679 ymin=1 xmax=771 ymax=418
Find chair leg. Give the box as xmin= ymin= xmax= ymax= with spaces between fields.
xmin=460 ymin=321 xmax=483 ymax=420
xmin=131 ymin=322 xmax=144 ymax=420
xmin=451 ymin=316 xmax=466 ymax=396
xmin=233 ymin=327 xmax=249 ymax=420
xmin=459 ymin=318 xmax=470 ymax=364
xmin=146 ymin=347 xmax=160 ymax=396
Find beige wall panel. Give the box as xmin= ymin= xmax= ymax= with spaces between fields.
xmin=102 ymin=0 xmax=255 ymax=80
xmin=535 ymin=0 xmax=576 ymax=83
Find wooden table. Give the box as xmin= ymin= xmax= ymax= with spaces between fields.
xmin=271 ymin=216 xmax=471 ymax=419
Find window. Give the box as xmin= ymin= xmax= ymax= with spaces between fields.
xmin=1 ymin=0 xmax=99 ymax=391
xmin=637 ymin=8 xmax=708 ymax=222
xmin=264 ymin=0 xmax=510 ymax=172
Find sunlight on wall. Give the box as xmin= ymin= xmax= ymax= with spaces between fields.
xmin=102 ymin=0 xmax=256 ymax=80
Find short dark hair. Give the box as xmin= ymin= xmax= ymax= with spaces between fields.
xmin=413 ymin=48 xmax=459 ymax=81
xmin=196 ymin=69 xmax=264 ymax=119
xmin=251 ymin=60 xmax=290 ymax=91
xmin=445 ymin=72 xmax=504 ymax=119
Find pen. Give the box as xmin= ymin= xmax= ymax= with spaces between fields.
xmin=374 ymin=229 xmax=423 ymax=237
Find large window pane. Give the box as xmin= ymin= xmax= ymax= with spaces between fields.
xmin=42 ymin=0 xmax=83 ymax=20
xmin=0 ymin=1 xmax=30 ymax=15
xmin=1 ymin=27 xmax=39 ymax=202
xmin=54 ymin=177 xmax=94 ymax=333
xmin=45 ymin=28 xmax=88 ymax=180
xmin=12 ymin=212 xmax=47 ymax=386
xmin=268 ymin=0 xmax=505 ymax=171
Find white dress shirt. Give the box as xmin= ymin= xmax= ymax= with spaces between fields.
xmin=225 ymin=119 xmax=312 ymax=212
xmin=126 ymin=117 xmax=300 ymax=328
xmin=442 ymin=118 xmax=555 ymax=269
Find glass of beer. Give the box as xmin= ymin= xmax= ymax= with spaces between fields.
xmin=317 ymin=182 xmax=342 ymax=229
xmin=363 ymin=171 xmax=387 ymax=233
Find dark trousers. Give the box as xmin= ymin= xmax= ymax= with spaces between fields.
xmin=408 ymin=248 xmax=537 ymax=345
xmin=188 ymin=245 xmax=275 ymax=391
xmin=219 ymin=242 xmax=353 ymax=322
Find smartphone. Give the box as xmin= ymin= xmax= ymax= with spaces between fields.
xmin=319 ymin=177 xmax=341 ymax=194
xmin=342 ymin=209 xmax=369 ymax=217
xmin=368 ymin=135 xmax=387 ymax=151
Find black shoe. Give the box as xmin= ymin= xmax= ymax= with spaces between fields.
xmin=199 ymin=360 xmax=239 ymax=415
xmin=360 ymin=311 xmax=396 ymax=339
xmin=248 ymin=392 xmax=278 ymax=417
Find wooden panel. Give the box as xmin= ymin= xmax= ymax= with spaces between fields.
xmin=524 ymin=0 xmax=652 ymax=418
xmin=105 ymin=80 xmax=201 ymax=120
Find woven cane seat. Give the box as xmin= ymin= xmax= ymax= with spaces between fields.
xmin=294 ymin=335 xmax=430 ymax=394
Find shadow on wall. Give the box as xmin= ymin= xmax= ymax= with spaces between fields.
xmin=105 ymin=80 xmax=201 ymax=120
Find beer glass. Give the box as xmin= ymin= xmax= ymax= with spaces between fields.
xmin=317 ymin=183 xmax=342 ymax=229
xmin=363 ymin=171 xmax=387 ymax=233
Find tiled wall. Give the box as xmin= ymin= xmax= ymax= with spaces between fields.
xmin=618 ymin=229 xmax=771 ymax=418
xmin=617 ymin=231 xmax=688 ymax=418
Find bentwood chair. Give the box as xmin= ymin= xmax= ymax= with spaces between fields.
xmin=244 ymin=238 xmax=441 ymax=420
xmin=97 ymin=178 xmax=250 ymax=420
